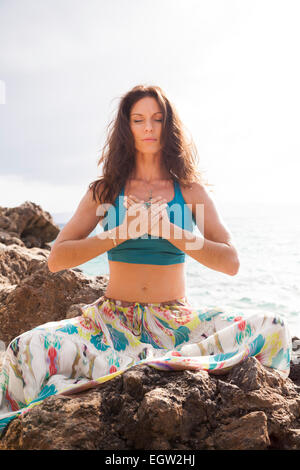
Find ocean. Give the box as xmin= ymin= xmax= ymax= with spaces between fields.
xmin=52 ymin=202 xmax=300 ymax=337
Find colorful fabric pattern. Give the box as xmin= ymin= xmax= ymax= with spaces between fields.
xmin=0 ymin=295 xmax=292 ymax=435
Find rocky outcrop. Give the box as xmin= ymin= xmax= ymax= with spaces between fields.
xmin=1 ymin=357 xmax=300 ymax=450
xmin=0 ymin=201 xmax=108 ymax=347
xmin=0 ymin=243 xmax=108 ymax=346
xmin=0 ymin=201 xmax=59 ymax=249
xmin=1 ymin=200 xmax=300 ymax=450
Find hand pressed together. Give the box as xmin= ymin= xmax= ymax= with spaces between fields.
xmin=122 ymin=194 xmax=172 ymax=239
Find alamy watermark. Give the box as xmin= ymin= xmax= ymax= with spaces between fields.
xmin=0 ymin=80 xmax=6 ymax=104
xmin=95 ymin=200 xmax=205 ymax=250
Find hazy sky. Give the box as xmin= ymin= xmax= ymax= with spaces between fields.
xmin=0 ymin=0 xmax=299 ymax=217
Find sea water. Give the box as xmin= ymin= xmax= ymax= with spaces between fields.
xmin=53 ymin=202 xmax=300 ymax=337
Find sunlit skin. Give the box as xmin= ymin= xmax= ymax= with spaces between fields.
xmin=126 ymin=96 xmax=171 ymax=238
xmin=129 ymin=96 xmax=169 ymax=183
xmin=105 ymin=96 xmax=187 ymax=302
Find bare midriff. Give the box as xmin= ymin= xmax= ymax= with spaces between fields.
xmin=104 ymin=260 xmax=186 ymax=303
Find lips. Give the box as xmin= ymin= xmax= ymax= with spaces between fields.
xmin=142 ymin=138 xmax=157 ymax=141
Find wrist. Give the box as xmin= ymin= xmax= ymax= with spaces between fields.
xmin=168 ymin=224 xmax=201 ymax=246
xmin=104 ymin=228 xmax=116 ymax=247
xmin=106 ymin=227 xmax=125 ymax=247
xmin=109 ymin=225 xmax=129 ymax=245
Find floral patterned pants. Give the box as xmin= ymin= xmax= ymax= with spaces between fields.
xmin=0 ymin=295 xmax=292 ymax=434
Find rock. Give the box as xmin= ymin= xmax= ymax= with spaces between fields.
xmin=1 ymin=358 xmax=300 ymax=450
xmin=0 ymin=201 xmax=59 ymax=248
xmin=0 ymin=239 xmax=109 ymax=348
xmin=0 ymin=242 xmax=48 ymax=288
xmin=0 ymin=201 xmax=109 ymax=346
xmin=136 ymin=387 xmax=183 ymax=444
xmin=205 ymin=411 xmax=270 ymax=450
xmin=0 ymin=391 xmax=106 ymax=451
xmin=0 ymin=230 xmax=25 ymax=248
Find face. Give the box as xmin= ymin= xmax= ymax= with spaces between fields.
xmin=129 ymin=96 xmax=163 ymax=153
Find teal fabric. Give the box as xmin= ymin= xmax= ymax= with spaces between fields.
xmin=102 ymin=180 xmax=196 ymax=265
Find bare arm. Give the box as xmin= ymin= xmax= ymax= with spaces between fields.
xmin=168 ymin=226 xmax=239 ymax=276
xmin=167 ymin=183 xmax=240 ymax=276
xmin=47 ymin=187 xmax=122 ymax=273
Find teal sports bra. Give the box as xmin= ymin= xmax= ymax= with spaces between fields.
xmin=102 ymin=180 xmax=196 ymax=265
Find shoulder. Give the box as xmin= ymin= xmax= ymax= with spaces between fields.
xmin=88 ymin=178 xmax=106 ymax=206
xmin=180 ymin=181 xmax=234 ymax=245
xmin=180 ymin=181 xmax=216 ymax=223
xmin=179 ymin=181 xmax=211 ymax=205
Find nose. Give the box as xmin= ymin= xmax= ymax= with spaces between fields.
xmin=144 ymin=119 xmax=153 ymax=132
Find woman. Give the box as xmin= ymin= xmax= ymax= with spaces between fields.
xmin=0 ymin=85 xmax=292 ymax=433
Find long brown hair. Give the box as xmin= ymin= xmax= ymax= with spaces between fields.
xmin=89 ymin=84 xmax=212 ymax=206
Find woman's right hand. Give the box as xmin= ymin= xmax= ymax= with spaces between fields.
xmin=119 ymin=195 xmax=167 ymax=240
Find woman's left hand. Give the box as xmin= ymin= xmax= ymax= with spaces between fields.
xmin=124 ymin=195 xmax=172 ymax=239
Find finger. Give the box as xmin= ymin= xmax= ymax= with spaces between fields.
xmin=152 ymin=207 xmax=166 ymax=219
xmin=148 ymin=208 xmax=166 ymax=224
xmin=149 ymin=208 xmax=167 ymax=221
xmin=127 ymin=199 xmax=145 ymax=208
xmin=146 ymin=199 xmax=167 ymax=208
xmin=124 ymin=196 xmax=136 ymax=207
xmin=152 ymin=199 xmax=168 ymax=207
xmin=124 ymin=200 xmax=136 ymax=209
xmin=129 ymin=201 xmax=146 ymax=209
xmin=128 ymin=195 xmax=144 ymax=203
xmin=150 ymin=196 xmax=167 ymax=203
xmin=151 ymin=212 xmax=163 ymax=224
xmin=149 ymin=202 xmax=167 ymax=213
xmin=128 ymin=203 xmax=147 ymax=214
xmin=125 ymin=198 xmax=138 ymax=207
xmin=130 ymin=195 xmax=166 ymax=203
xmin=149 ymin=213 xmax=164 ymax=232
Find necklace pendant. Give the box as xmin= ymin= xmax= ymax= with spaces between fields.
xmin=144 ymin=189 xmax=152 ymax=208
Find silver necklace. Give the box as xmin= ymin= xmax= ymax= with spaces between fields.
xmin=128 ymin=178 xmax=153 ymax=208
xmin=144 ymin=188 xmax=153 ymax=208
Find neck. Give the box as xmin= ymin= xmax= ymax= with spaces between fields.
xmin=130 ymin=150 xmax=169 ymax=183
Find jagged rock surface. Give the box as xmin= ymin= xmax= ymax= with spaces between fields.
xmin=0 ymin=201 xmax=59 ymax=248
xmin=1 ymin=357 xmax=300 ymax=450
xmin=0 ymin=242 xmax=108 ymax=347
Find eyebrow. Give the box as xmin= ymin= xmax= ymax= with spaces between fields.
xmin=131 ymin=111 xmax=163 ymax=116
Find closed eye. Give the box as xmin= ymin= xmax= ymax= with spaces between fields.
xmin=133 ymin=119 xmax=162 ymax=123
